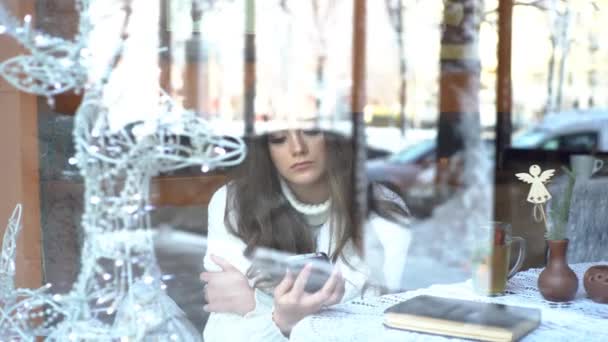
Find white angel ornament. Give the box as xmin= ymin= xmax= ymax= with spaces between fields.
xmin=516 ymin=164 xmax=555 ymax=223
xmin=516 ymin=165 xmax=555 ymax=204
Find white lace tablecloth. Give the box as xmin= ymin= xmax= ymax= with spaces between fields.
xmin=291 ymin=261 xmax=608 ymax=342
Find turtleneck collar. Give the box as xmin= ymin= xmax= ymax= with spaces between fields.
xmin=279 ymin=178 xmax=331 ymax=227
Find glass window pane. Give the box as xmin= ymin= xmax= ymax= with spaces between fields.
xmin=0 ymin=0 xmax=494 ymax=335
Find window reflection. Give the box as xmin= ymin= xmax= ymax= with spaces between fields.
xmin=3 ymin=0 xmax=608 ymax=340
xmin=202 ymin=128 xmax=412 ymax=339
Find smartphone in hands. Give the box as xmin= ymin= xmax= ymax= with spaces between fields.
xmin=250 ymin=250 xmax=334 ymax=293
xmin=285 ymin=252 xmax=332 ymax=293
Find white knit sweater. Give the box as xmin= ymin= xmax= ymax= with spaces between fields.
xmin=202 ymin=184 xmax=410 ymax=342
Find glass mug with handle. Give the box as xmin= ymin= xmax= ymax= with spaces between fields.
xmin=471 ymin=222 xmax=526 ymax=296
xmin=570 ymin=154 xmax=604 ymax=179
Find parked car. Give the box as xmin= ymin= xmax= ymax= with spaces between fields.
xmin=367 ymin=137 xmax=493 ymax=217
xmin=512 ymin=110 xmax=608 ymax=152
xmin=367 ymin=138 xmax=436 ymax=192
xmin=366 ymin=110 xmax=608 ymax=217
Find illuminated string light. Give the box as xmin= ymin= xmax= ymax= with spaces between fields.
xmin=0 ymin=0 xmax=246 ymax=340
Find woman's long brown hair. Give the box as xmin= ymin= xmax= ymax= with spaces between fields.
xmin=224 ymin=131 xmax=408 ymax=264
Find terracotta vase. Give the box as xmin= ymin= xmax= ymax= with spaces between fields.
xmin=537 ymin=239 xmax=578 ymax=302
xmin=583 ymin=265 xmax=608 ymax=304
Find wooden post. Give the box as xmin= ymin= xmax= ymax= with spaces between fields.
xmin=0 ymin=0 xmax=43 ymax=289
xmin=352 ymin=0 xmax=367 ymax=250
xmin=495 ymin=0 xmax=513 ymax=170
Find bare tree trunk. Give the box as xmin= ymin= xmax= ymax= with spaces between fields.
xmin=351 ymin=0 xmax=367 ymax=250
xmin=385 ymin=0 xmax=407 ymax=134
xmin=398 ymin=45 xmax=407 ymax=133
xmin=312 ymin=0 xmax=335 ymax=112
xmin=545 ymin=36 xmax=556 ymax=113
xmin=316 ymin=55 xmax=326 ymax=111
xmin=588 ymin=34 xmax=598 ymax=107
xmin=495 ymin=0 xmax=513 ymax=170
xmin=512 ymin=0 xmax=567 ymax=115
xmin=555 ymin=8 xmax=571 ymax=111
xmin=436 ymin=0 xmax=483 ymax=195
xmin=244 ymin=0 xmax=256 ymax=135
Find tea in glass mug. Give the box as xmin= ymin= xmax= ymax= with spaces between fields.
xmin=472 ymin=222 xmax=526 ymax=296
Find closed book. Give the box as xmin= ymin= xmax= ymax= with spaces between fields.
xmin=383 ymin=295 xmax=541 ymax=342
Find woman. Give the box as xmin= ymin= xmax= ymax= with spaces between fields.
xmin=201 ymin=128 xmax=410 ymax=341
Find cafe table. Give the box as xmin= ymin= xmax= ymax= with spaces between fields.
xmin=290 ymin=261 xmax=608 ymax=341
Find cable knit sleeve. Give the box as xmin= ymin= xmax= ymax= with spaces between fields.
xmin=203 ymin=185 xmax=250 ymax=274
xmin=202 ymin=185 xmax=288 ymax=342
xmin=364 ymin=183 xmax=412 ymax=291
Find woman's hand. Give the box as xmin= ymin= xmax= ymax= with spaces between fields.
xmin=272 ymin=264 xmax=345 ymax=335
xmin=200 ymin=254 xmax=256 ymax=316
